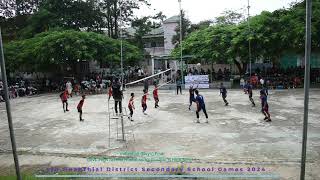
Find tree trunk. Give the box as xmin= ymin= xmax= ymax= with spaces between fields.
xmin=113 ymin=0 xmax=118 ymax=39
xmin=233 ymin=59 xmax=247 ymax=77
xmin=211 ymin=60 xmax=214 ymax=83
xmin=106 ymin=1 xmax=111 ymax=37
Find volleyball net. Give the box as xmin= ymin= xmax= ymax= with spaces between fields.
xmin=125 ymin=69 xmax=174 ymax=90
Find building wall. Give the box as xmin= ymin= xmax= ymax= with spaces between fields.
xmin=145 ymin=47 xmax=165 ymax=56
xmin=280 ymin=53 xmax=320 ymax=68
xmin=163 ymin=22 xmax=179 ymax=55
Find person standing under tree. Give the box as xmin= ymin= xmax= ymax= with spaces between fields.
xmin=219 ymin=83 xmax=229 ymax=106
xmin=112 ymin=78 xmax=123 ymax=116
xmin=195 ymin=90 xmax=209 ymax=123
xmin=66 ymin=81 xmax=73 ymax=97
xmin=176 ymin=75 xmax=182 ymax=95
xmin=60 ymin=90 xmax=69 ymax=112
xmin=77 ymin=95 xmax=86 ymax=122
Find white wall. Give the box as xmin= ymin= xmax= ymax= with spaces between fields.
xmin=163 ymin=22 xmax=179 ymax=55
xmin=145 ymin=47 xmax=165 ymax=56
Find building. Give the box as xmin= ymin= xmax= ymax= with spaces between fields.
xmin=123 ymin=15 xmax=181 ymax=75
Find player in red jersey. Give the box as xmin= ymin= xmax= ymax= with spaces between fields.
xmin=141 ymin=89 xmax=148 ymax=115
xmin=108 ymin=83 xmax=113 ymax=101
xmin=153 ymin=84 xmax=159 ymax=108
xmin=60 ymin=90 xmax=69 ymax=113
xmin=128 ymin=93 xmax=135 ymax=121
xmin=77 ymin=95 xmax=86 ymax=121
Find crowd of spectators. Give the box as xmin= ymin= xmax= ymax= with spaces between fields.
xmin=248 ymin=66 xmax=320 ymax=89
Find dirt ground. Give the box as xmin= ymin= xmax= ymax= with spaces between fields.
xmin=0 ymin=88 xmax=319 ymax=180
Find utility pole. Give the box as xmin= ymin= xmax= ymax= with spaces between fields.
xmin=300 ymin=0 xmax=312 ymax=179
xmin=0 ymin=28 xmax=22 ymax=180
xmin=178 ymin=0 xmax=184 ymax=86
xmin=119 ymin=0 xmax=125 ymax=141
xmin=247 ymin=0 xmax=252 ymax=77
xmin=120 ymin=0 xmax=124 ymax=88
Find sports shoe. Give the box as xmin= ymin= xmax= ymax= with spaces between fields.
xmin=264 ymin=117 xmax=268 ymax=120
xmin=266 ymin=118 xmax=272 ymax=122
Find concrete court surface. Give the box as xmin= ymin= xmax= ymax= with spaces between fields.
xmin=0 ymin=88 xmax=320 ymax=179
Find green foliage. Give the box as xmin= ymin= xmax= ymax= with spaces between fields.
xmin=4 ymin=30 xmax=143 ymax=73
xmin=172 ymin=11 xmax=191 ymax=46
xmin=130 ymin=13 xmax=166 ymax=49
xmin=215 ymin=9 xmax=245 ymax=25
xmin=172 ymin=0 xmax=320 ymax=75
xmin=39 ymin=0 xmax=105 ymax=32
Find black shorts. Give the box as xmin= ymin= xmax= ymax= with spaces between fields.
xmin=189 ymin=97 xmax=195 ymax=103
xmin=77 ymin=108 xmax=82 ymax=113
xmin=62 ymin=100 xmax=67 ymax=103
xmin=154 ymin=97 xmax=159 ymax=101
xmin=142 ymin=104 xmax=147 ymax=111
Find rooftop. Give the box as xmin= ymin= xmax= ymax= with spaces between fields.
xmin=163 ymin=15 xmax=180 ymax=24
xmin=122 ymin=15 xmax=179 ymax=38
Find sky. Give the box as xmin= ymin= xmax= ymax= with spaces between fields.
xmin=136 ymin=0 xmax=301 ymax=23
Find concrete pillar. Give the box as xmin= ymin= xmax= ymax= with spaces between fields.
xmin=151 ymin=57 xmax=155 ymax=75
xmin=165 ymin=60 xmax=168 ymax=70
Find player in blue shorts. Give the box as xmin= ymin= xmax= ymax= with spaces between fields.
xmin=262 ymin=83 xmax=269 ymax=96
xmin=195 ymin=90 xmax=208 ymax=123
xmin=260 ymin=90 xmax=271 ymax=122
xmin=220 ymin=83 xmax=229 ymax=106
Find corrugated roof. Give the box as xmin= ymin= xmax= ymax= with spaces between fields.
xmin=163 ymin=15 xmax=180 ymax=23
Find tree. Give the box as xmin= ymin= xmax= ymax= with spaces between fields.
xmin=99 ymin=0 xmax=151 ymax=38
xmin=171 ymin=0 xmax=320 ymax=75
xmin=189 ymin=20 xmax=213 ymax=32
xmin=4 ymin=30 xmax=143 ymax=75
xmin=0 ymin=0 xmax=41 ymax=18
xmin=130 ymin=12 xmax=166 ymax=49
xmin=214 ymin=9 xmax=245 ymax=25
xmin=39 ymin=0 xmax=105 ymax=32
xmin=172 ymin=11 xmax=191 ymax=47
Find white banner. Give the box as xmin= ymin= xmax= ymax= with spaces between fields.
xmin=184 ymin=75 xmax=209 ymax=89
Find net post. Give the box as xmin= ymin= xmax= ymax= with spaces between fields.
xmin=0 ymin=27 xmax=22 ymax=180
xmin=300 ymin=0 xmax=312 ymax=179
